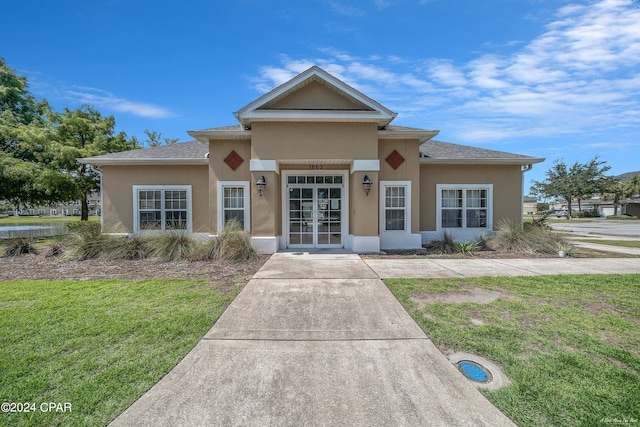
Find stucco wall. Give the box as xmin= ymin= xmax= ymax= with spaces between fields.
xmin=208 ymin=140 xmax=251 ymax=234
xmin=268 ymin=81 xmax=368 ymax=110
xmin=101 ymin=164 xmax=209 ymax=234
xmin=420 ymin=164 xmax=523 ymax=231
xmin=379 ymin=139 xmax=422 ymax=234
xmin=251 ymin=122 xmax=379 ymax=161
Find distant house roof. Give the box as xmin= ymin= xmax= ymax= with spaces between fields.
xmin=420 ymin=140 xmax=544 ymax=165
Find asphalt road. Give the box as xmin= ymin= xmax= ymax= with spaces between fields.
xmin=548 ymin=219 xmax=640 ymax=239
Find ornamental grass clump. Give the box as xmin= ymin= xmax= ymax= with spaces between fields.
xmin=215 ymin=219 xmax=257 ymax=262
xmin=454 ymin=240 xmax=483 ymax=255
xmin=107 ymin=235 xmax=153 ymax=260
xmin=2 ymin=238 xmax=38 ymax=257
xmin=426 ymin=231 xmax=458 ymax=254
xmin=188 ymin=219 xmax=257 ymax=262
xmin=488 ymin=218 xmax=568 ymax=255
xmin=65 ymin=222 xmax=112 ymax=260
xmin=149 ymin=230 xmax=195 ymax=261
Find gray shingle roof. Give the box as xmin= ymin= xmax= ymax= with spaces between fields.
xmin=80 ymin=140 xmax=208 ymax=163
xmin=420 ymin=140 xmax=543 ymax=162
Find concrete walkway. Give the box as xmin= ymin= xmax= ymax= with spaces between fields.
xmin=364 ymin=256 xmax=640 ymax=279
xmin=111 ymin=251 xmax=516 ymax=427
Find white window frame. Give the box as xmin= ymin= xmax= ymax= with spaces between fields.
xmin=133 ymin=185 xmax=192 ymax=234
xmin=379 ymin=180 xmax=419 ymax=249
xmin=436 ymin=184 xmax=493 ymax=232
xmin=217 ymin=181 xmax=250 ymax=233
xmin=381 ymin=182 xmax=409 ymax=232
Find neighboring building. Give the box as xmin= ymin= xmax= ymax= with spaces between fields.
xmin=1 ymin=194 xmax=101 ymax=217
xmin=80 ymin=66 xmax=544 ymax=253
xmin=523 ymin=196 xmax=538 ymax=216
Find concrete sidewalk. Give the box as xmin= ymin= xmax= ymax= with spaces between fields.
xmin=363 ymin=256 xmax=640 ymax=279
xmin=111 ymin=252 xmax=516 ymax=427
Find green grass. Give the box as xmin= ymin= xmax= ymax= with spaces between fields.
xmin=0 ymin=279 xmax=242 ymax=426
xmin=385 ymin=275 xmax=640 ymax=427
xmin=576 ymin=239 xmax=640 ymax=248
xmin=0 ymin=216 xmax=99 ymax=225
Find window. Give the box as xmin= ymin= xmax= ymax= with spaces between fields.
xmin=384 ymin=185 xmax=406 ymax=231
xmin=223 ymin=186 xmax=245 ymax=227
xmin=38 ymin=209 xmax=45 ymax=215
xmin=133 ymin=186 xmax=192 ymax=233
xmin=438 ymin=185 xmax=492 ymax=229
xmin=73 ymin=209 xmax=81 ymax=216
xmin=50 ymin=209 xmax=57 ymax=215
xmin=218 ymin=181 xmax=250 ymax=232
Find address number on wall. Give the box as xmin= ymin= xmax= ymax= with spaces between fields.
xmin=308 ymin=164 xmax=323 ymax=170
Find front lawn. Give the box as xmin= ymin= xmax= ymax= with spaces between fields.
xmin=386 ymin=274 xmax=640 ymax=427
xmin=0 ymin=216 xmax=99 ymax=225
xmin=0 ymin=279 xmax=240 ymax=426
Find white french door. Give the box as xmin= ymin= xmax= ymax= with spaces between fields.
xmin=286 ymin=174 xmax=345 ymax=248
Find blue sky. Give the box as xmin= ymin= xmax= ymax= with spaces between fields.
xmin=2 ymin=0 xmax=639 ymax=192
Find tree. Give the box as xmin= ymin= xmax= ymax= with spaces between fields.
xmin=600 ymin=180 xmax=629 ymax=216
xmin=49 ymin=106 xmax=139 ymax=220
xmin=0 ymin=57 xmax=69 ymax=209
xmin=625 ymin=175 xmax=640 ymax=198
xmin=144 ymin=129 xmax=178 ymax=147
xmin=531 ymin=157 xmax=611 ymax=217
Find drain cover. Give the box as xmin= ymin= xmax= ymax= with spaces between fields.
xmin=456 ymin=360 xmax=493 ymax=383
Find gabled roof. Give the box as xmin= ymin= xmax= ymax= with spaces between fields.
xmin=233 ymin=66 xmax=397 ymax=128
xmin=420 ymin=140 xmax=544 ymax=165
xmin=78 ymin=140 xmax=209 ymax=165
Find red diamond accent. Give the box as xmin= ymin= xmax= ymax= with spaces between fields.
xmin=224 ymin=150 xmax=244 ymax=171
xmin=385 ymin=150 xmax=405 ymax=169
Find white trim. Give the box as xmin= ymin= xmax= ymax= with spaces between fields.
xmin=281 ymin=170 xmax=349 ymax=249
xmin=217 ymin=181 xmax=251 ymax=234
xmin=250 ymin=159 xmax=278 ymax=172
xmin=132 ymin=185 xmax=193 ymax=234
xmin=379 ymin=180 xmax=421 ymax=249
xmin=347 ymin=235 xmax=381 ymax=253
xmin=351 ymin=159 xmax=380 ymax=172
xmin=251 ymin=236 xmax=279 ymax=254
xmin=435 ymin=184 xmax=493 ymax=241
xmin=234 ymin=66 xmax=397 ymax=127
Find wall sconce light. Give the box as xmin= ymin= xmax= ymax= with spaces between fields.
xmin=362 ymin=175 xmax=372 ymax=196
xmin=256 ymin=175 xmax=266 ymax=197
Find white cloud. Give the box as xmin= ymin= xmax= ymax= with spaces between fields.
xmin=64 ymin=86 xmax=174 ymax=119
xmin=252 ymin=0 xmax=640 ymax=143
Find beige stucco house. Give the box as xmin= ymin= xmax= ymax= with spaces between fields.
xmin=80 ymin=66 xmax=544 ymax=253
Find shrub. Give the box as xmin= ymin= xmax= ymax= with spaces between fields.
xmin=606 ymin=214 xmax=638 ymax=220
xmin=148 ymin=230 xmax=195 ymax=261
xmin=583 ymin=210 xmax=602 ymax=218
xmin=189 ymin=219 xmax=257 ymax=262
xmin=426 ymin=231 xmax=458 ymax=254
xmin=454 ymin=240 xmax=482 ymax=255
xmin=215 ymin=219 xmax=257 ymax=262
xmin=44 ymin=242 xmax=65 ymax=258
xmin=3 ymin=238 xmax=38 ymax=257
xmin=65 ymin=223 xmax=110 ymax=260
xmin=556 ymin=242 xmax=575 ymax=256
xmin=107 ymin=235 xmax=153 ymax=260
xmin=488 ymin=218 xmax=568 ymax=254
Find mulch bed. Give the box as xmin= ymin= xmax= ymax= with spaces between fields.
xmin=0 ymin=254 xmax=269 ymax=283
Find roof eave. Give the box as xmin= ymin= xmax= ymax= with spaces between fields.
xmin=235 ymin=110 xmax=396 ymax=128
xmin=78 ymin=158 xmax=209 ymax=166
xmin=187 ymin=129 xmax=252 ymax=142
xmin=379 ymin=129 xmax=439 ymax=143
xmin=420 ymin=157 xmax=545 ymax=165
